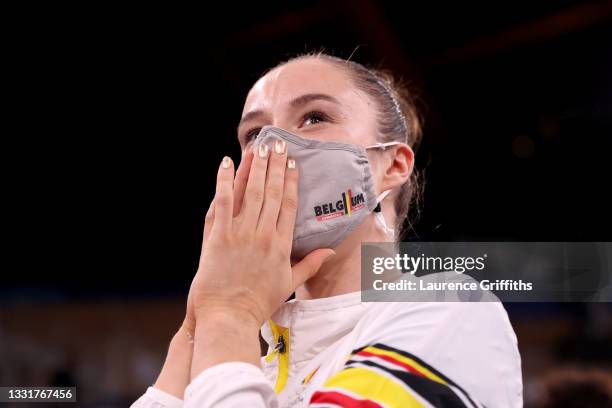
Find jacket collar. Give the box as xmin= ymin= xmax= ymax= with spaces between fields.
xmin=261 ymin=291 xmax=367 ymax=364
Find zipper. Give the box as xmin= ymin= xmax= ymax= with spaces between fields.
xmin=267 ymin=320 xmax=290 ymax=394
xmin=275 ymin=334 xmax=286 ymax=354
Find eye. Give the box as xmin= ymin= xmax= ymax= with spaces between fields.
xmin=301 ymin=111 xmax=330 ymax=127
xmin=244 ymin=127 xmax=262 ymax=143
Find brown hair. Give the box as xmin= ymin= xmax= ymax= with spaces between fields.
xmin=536 ymin=367 xmax=612 ymax=408
xmin=275 ymin=52 xmax=424 ymax=239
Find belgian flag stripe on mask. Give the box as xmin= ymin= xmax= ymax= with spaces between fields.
xmin=347 ymin=189 xmax=352 ymax=216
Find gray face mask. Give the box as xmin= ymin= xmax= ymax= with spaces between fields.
xmin=253 ymin=126 xmax=398 ymax=259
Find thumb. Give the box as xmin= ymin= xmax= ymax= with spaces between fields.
xmin=292 ymin=249 xmax=336 ymax=288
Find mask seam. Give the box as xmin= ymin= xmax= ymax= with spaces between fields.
xmin=258 ymin=126 xmax=368 ymax=156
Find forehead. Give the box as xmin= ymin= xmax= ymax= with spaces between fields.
xmin=242 ymin=58 xmax=362 ymax=114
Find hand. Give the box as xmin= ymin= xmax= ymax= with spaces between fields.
xmin=153 ymin=151 xmax=261 ymax=397
xmin=184 ymin=148 xmax=255 ymax=332
xmin=190 ymin=140 xmax=335 ymax=330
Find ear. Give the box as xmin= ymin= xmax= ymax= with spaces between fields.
xmin=380 ymin=143 xmax=414 ymax=192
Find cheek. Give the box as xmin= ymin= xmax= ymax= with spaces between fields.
xmin=351 ymin=118 xmax=381 ymax=148
xmin=333 ymin=114 xmax=379 ymax=146
xmin=367 ymin=155 xmax=387 ymax=186
xmin=302 ymin=123 xmax=356 ymax=143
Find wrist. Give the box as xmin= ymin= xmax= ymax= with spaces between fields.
xmin=173 ymin=322 xmax=194 ymax=348
xmin=190 ymin=309 xmax=262 ymax=379
xmin=153 ymin=323 xmax=194 ymax=399
xmin=195 ymin=308 xmax=262 ymax=335
xmin=193 ymin=290 xmax=266 ymax=330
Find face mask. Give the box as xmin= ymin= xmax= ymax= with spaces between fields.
xmin=253 ymin=126 xmax=399 ymax=259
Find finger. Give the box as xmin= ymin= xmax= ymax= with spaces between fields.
xmin=202 ymin=199 xmax=215 ymax=250
xmin=233 ymin=148 xmax=254 ymax=217
xmin=277 ymin=157 xmax=299 ymax=242
xmin=211 ymin=156 xmax=235 ymax=235
xmin=257 ymin=139 xmax=288 ymax=235
xmin=198 ymin=200 xmax=215 ymax=267
xmin=292 ymin=249 xmax=335 ymax=287
xmin=241 ymin=143 xmax=270 ymax=231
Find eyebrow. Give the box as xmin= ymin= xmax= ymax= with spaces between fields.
xmin=289 ymin=93 xmax=341 ymax=108
xmin=238 ymin=93 xmax=341 ymax=130
xmin=238 ymin=110 xmax=266 ymax=130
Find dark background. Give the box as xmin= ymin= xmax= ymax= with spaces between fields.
xmin=2 ymin=1 xmax=612 ymax=406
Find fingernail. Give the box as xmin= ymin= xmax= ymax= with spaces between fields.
xmin=222 ymin=156 xmax=232 ymax=169
xmin=258 ymin=144 xmax=269 ymax=158
xmin=287 ymin=158 xmax=296 ymax=169
xmin=323 ymin=250 xmax=336 ymax=263
xmin=274 ymin=139 xmax=286 ymax=155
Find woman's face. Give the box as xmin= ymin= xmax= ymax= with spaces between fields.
xmin=238 ymin=58 xmax=379 ymax=150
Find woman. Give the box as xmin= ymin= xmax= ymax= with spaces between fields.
xmin=132 ymin=53 xmax=523 ymax=407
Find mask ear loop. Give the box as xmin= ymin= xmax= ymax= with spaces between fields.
xmin=365 ymin=141 xmax=401 ymax=151
xmin=373 ymin=190 xmax=395 ymax=237
xmin=365 ymin=141 xmax=400 ymax=238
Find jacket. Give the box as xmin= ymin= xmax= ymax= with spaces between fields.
xmin=132 ymin=291 xmax=523 ymax=407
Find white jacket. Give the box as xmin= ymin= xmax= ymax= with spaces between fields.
xmin=132 ymin=291 xmax=523 ymax=407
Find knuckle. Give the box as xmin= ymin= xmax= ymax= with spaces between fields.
xmin=283 ymin=196 xmax=299 ymax=211
xmin=215 ymin=193 xmax=232 ymax=207
xmin=256 ymin=233 xmax=272 ymax=251
xmin=266 ymin=185 xmax=283 ymax=201
xmin=249 ymin=189 xmax=265 ymax=204
xmin=236 ymin=229 xmax=254 ymax=246
xmin=218 ymin=230 xmax=232 ymax=244
xmin=210 ymin=230 xmax=231 ymax=248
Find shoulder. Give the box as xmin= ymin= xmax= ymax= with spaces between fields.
xmin=349 ymin=301 xmax=523 ymax=407
xmin=358 ymin=272 xmax=517 ymax=355
xmin=360 ymin=301 xmax=516 ymax=343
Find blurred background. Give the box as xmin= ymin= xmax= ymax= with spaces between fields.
xmin=2 ymin=1 xmax=612 ymax=406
